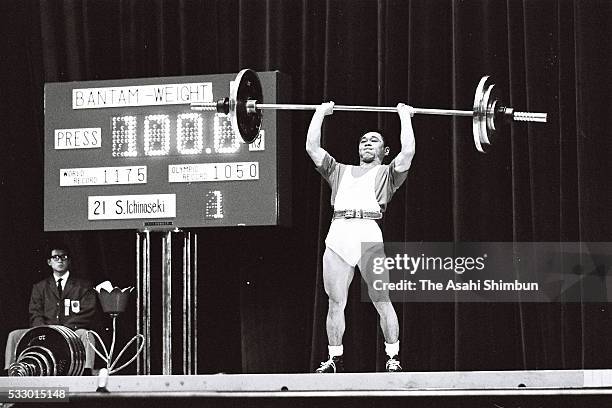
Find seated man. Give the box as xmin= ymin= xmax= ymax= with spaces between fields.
xmin=4 ymin=242 xmax=98 ymax=375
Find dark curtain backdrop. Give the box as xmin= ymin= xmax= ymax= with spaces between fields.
xmin=1 ymin=0 xmax=611 ymax=374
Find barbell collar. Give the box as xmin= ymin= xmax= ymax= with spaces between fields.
xmin=217 ymin=98 xmax=230 ymax=115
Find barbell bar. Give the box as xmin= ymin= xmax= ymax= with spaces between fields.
xmin=191 ymin=69 xmax=547 ymax=153
xmin=255 ymin=103 xmax=474 ymax=116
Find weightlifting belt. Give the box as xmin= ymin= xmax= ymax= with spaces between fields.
xmin=333 ymin=209 xmax=383 ymax=220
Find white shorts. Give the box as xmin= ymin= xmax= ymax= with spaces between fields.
xmin=325 ymin=219 xmax=383 ymax=267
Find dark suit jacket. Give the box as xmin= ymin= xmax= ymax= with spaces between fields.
xmin=28 ymin=275 xmax=97 ymax=331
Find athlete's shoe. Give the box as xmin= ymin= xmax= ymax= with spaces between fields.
xmin=315 ymin=355 xmax=344 ymax=373
xmin=385 ymin=355 xmax=402 ymax=372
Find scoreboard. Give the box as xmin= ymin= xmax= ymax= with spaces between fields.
xmin=44 ymin=71 xmax=291 ymax=231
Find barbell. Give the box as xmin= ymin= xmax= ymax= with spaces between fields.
xmin=191 ymin=69 xmax=547 ymax=153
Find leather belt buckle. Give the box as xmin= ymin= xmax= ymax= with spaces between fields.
xmin=355 ymin=209 xmax=363 ymax=219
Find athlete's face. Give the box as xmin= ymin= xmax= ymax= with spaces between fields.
xmin=359 ymin=132 xmax=388 ymax=164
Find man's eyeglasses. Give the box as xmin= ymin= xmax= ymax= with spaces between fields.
xmin=50 ymin=255 xmax=69 ymax=261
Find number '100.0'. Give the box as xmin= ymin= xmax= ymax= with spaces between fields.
xmin=111 ymin=113 xmax=241 ymax=157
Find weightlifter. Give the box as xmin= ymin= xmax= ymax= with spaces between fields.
xmin=306 ymin=102 xmax=415 ymax=373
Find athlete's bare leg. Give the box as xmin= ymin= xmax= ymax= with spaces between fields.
xmin=358 ymin=245 xmax=399 ymax=344
xmin=322 ymin=247 xmax=355 ymax=346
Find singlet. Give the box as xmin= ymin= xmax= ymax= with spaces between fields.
xmin=318 ymin=154 xmax=408 ymax=267
xmin=316 ymin=153 xmax=408 ymax=213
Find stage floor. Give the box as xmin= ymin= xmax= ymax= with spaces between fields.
xmin=2 ymin=370 xmax=612 ymax=406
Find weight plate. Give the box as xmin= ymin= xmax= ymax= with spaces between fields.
xmin=55 ymin=325 xmax=85 ymax=376
xmin=230 ymin=69 xmax=263 ymax=144
xmin=485 ymin=86 xmax=499 ymax=149
xmin=50 ymin=325 xmax=76 ymax=375
xmin=20 ymin=346 xmax=55 ymax=375
xmin=479 ymin=83 xmax=495 ymax=145
xmin=53 ymin=326 xmax=79 ymax=375
xmin=472 ymin=76 xmax=489 ymax=153
xmin=13 ymin=351 xmax=49 ymax=376
xmin=48 ymin=325 xmax=82 ymax=376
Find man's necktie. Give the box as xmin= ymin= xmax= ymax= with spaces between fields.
xmin=57 ymin=278 xmax=63 ymax=298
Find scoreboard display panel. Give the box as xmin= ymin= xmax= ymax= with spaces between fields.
xmin=44 ymin=71 xmax=291 ymax=231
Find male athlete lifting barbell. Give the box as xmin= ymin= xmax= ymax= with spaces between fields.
xmin=306 ymin=102 xmax=415 ymax=373
xmin=190 ymin=69 xmax=547 ymax=372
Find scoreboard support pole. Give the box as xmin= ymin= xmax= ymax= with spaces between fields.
xmin=136 ymin=230 xmax=198 ymax=375
xmin=182 ymin=231 xmax=198 ymax=375
xmin=136 ymin=230 xmax=151 ymax=375
xmin=162 ymin=231 xmax=172 ymax=375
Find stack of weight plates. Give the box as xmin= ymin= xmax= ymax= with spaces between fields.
xmin=9 ymin=325 xmax=86 ymax=376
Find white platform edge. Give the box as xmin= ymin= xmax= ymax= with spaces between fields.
xmin=2 ymin=369 xmax=612 ymax=394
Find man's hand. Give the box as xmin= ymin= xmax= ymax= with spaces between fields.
xmin=397 ymin=102 xmax=414 ymax=118
xmin=316 ymin=101 xmax=335 ymax=117
xmin=306 ymin=102 xmax=334 ymax=167
xmin=394 ymin=103 xmax=416 ymax=173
